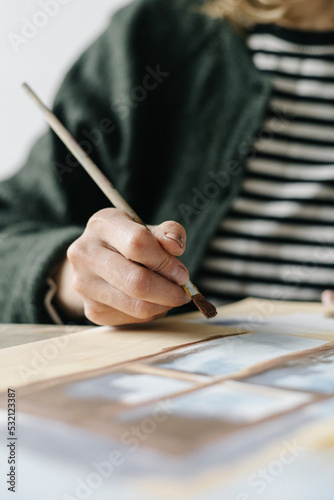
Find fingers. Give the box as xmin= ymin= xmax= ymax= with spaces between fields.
xmin=89 ymin=210 xmax=190 ymax=286
xmin=72 ymin=244 xmax=190 ymax=307
xmin=83 ymin=298 xmax=168 ymax=326
xmin=68 ymin=209 xmax=191 ymax=325
xmin=74 ymin=273 xmax=173 ymax=318
xmin=321 ymin=289 xmax=334 ymax=305
xmin=66 ymin=208 xmax=191 ymax=326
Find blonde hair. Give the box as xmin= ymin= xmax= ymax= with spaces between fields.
xmin=202 ymin=0 xmax=299 ymax=28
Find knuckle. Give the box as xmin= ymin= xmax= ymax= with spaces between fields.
xmin=125 ymin=268 xmax=151 ymax=298
xmin=156 ymin=254 xmax=170 ymax=273
xmin=132 ymin=300 xmax=154 ymax=319
xmin=86 ymin=208 xmax=115 ymax=231
xmin=154 ymin=254 xmax=177 ymax=278
xmin=66 ymin=241 xmax=77 ymax=262
xmin=86 ymin=212 xmax=101 ymax=230
xmin=67 ymin=238 xmax=86 ymax=263
xmin=125 ymin=226 xmax=150 ymax=259
xmin=84 ymin=301 xmax=104 ymax=324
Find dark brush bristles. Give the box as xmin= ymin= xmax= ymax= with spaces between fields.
xmin=192 ymin=294 xmax=217 ymax=319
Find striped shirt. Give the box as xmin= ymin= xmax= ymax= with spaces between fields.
xmin=197 ymin=25 xmax=334 ymax=304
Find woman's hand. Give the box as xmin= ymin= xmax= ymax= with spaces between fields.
xmin=54 ymin=208 xmax=191 ymax=325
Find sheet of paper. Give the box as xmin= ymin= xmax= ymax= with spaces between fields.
xmin=2 ymin=300 xmax=334 ymax=500
xmin=0 ymin=410 xmax=162 ymax=500
xmin=119 ymin=381 xmax=311 ymax=424
xmin=0 ymin=320 xmax=242 ymax=391
xmin=245 ymin=348 xmax=334 ymax=394
xmin=134 ymin=398 xmax=334 ymax=500
xmin=208 ymin=404 xmax=334 ymax=500
xmin=196 ymin=312 xmax=334 ymax=338
xmin=65 ymin=371 xmax=193 ymax=405
xmin=146 ymin=333 xmax=327 ymax=376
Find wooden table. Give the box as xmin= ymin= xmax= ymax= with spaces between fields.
xmin=1 ymin=299 xmax=334 ymax=500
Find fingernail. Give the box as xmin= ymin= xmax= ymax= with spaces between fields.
xmin=166 ymin=232 xmax=184 ymax=249
xmin=170 ymin=265 xmax=189 ymax=286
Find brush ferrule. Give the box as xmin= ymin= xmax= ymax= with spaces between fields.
xmin=184 ymin=280 xmax=199 ymax=297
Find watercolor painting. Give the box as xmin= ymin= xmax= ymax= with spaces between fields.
xmin=131 ymin=398 xmax=334 ymax=500
xmin=65 ymin=371 xmax=193 ymax=405
xmin=245 ymin=349 xmax=334 ymax=394
xmin=147 ymin=333 xmax=326 ymax=376
xmin=171 ymin=382 xmax=311 ymax=423
xmin=11 ymin=370 xmax=195 ymax=442
xmin=119 ymin=381 xmax=311 ymax=424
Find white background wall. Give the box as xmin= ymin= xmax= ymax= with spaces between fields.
xmin=0 ymin=0 xmax=130 ymax=181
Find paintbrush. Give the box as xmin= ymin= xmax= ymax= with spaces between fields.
xmin=22 ymin=83 xmax=217 ymax=319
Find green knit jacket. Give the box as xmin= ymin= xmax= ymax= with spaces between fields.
xmin=0 ymin=0 xmax=272 ymax=323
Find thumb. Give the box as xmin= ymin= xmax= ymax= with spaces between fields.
xmin=148 ymin=220 xmax=187 ymax=257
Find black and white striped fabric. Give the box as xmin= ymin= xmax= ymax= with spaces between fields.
xmin=197 ymin=25 xmax=334 ymax=304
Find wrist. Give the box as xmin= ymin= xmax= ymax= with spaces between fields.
xmin=53 ymin=257 xmax=85 ymax=322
